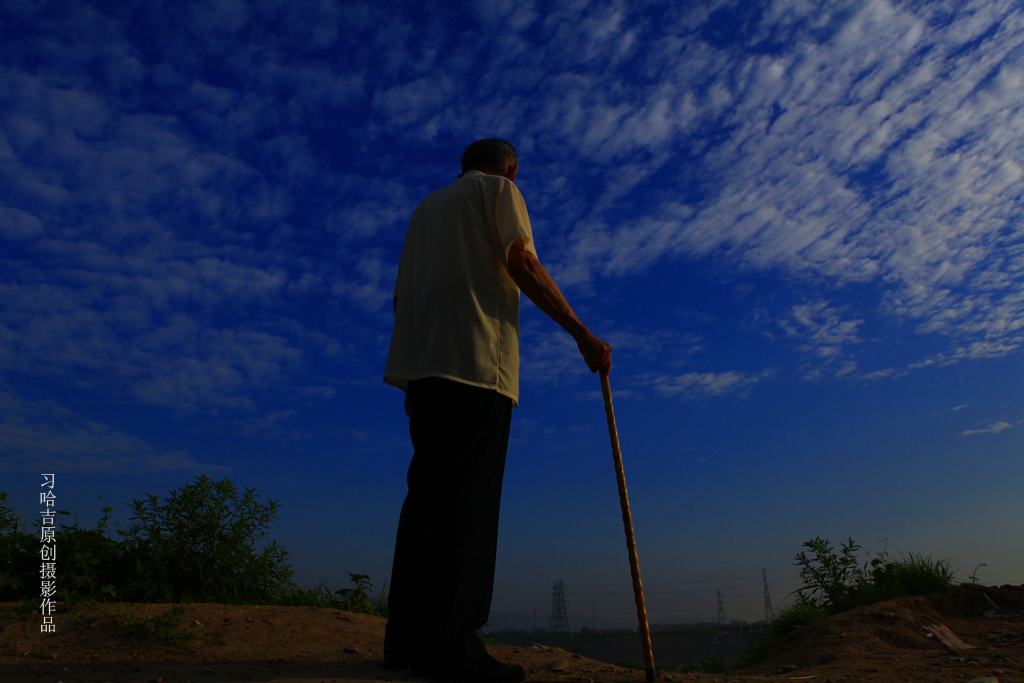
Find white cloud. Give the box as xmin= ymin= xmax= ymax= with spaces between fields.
xmin=641 ymin=369 xmax=775 ymax=400
xmin=328 ymin=177 xmax=417 ymax=242
xmin=958 ymin=421 xmax=1012 ymax=437
xmin=519 ymin=316 xmax=703 ymax=387
xmin=472 ymin=0 xmax=538 ymax=33
xmin=0 ymin=246 xmax=326 ymax=411
xmin=0 ymin=10 xmax=390 ymax=412
xmin=4 ymin=0 xmax=1023 ymax=426
xmin=855 ymin=336 xmax=1023 ymax=381
xmin=127 ymin=328 xmax=305 ymax=411
xmin=520 ymin=326 xmax=588 ymax=386
xmin=372 ymin=77 xmax=456 ymax=129
xmin=531 ymin=0 xmax=1024 ymax=374
xmin=329 ymin=251 xmax=395 ymax=313
xmin=780 ymin=301 xmax=864 ymax=359
xmin=190 ymin=0 xmax=249 ymax=35
xmin=0 ymin=206 xmax=44 ymax=241
xmin=0 ymin=386 xmax=223 ymax=474
xmin=0 ymin=129 xmax=14 ymax=160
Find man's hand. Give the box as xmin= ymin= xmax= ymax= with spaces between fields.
xmin=576 ymin=330 xmax=612 ymax=374
xmin=507 ymin=238 xmax=612 ymax=374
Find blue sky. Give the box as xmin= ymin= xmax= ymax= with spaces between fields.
xmin=2 ymin=0 xmax=1023 ymax=627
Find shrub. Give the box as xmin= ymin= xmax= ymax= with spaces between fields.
xmin=115 ymin=602 xmax=197 ymax=644
xmin=791 ymin=536 xmax=957 ymax=616
xmin=0 ymin=491 xmax=35 ymax=600
xmin=117 ymin=474 xmax=295 ymax=604
xmin=734 ymin=633 xmax=774 ymax=669
xmin=1 ymin=492 xmax=123 ymax=605
xmin=335 ymin=572 xmax=389 ymax=617
xmin=792 ymin=536 xmax=866 ymax=612
xmin=2 ymin=480 xmax=390 ymax=616
xmin=275 ymin=572 xmax=390 ymax=618
xmin=769 ymin=601 xmax=826 ymax=638
xmin=736 ymin=538 xmax=958 ymax=670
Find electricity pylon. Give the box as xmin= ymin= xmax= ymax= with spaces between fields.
xmin=550 ymin=579 xmax=569 ymax=632
xmin=762 ymin=568 xmax=774 ymax=621
xmin=716 ymin=588 xmax=725 ymax=624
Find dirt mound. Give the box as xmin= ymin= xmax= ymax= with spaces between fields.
xmin=739 ymin=583 xmax=1024 ymax=681
xmin=1 ymin=584 xmax=1021 ymax=683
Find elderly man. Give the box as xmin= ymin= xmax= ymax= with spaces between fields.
xmin=383 ymin=138 xmax=611 ymax=683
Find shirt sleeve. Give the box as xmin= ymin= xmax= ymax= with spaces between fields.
xmin=493 ymin=178 xmax=538 ymax=269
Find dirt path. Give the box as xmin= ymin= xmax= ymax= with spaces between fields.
xmin=1 ymin=584 xmax=1021 ymax=683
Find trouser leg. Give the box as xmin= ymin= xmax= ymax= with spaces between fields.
xmin=384 ymin=378 xmax=513 ymax=668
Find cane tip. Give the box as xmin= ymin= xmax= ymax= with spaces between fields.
xmin=645 ymin=668 xmax=656 ymax=682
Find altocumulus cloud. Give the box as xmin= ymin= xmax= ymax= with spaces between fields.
xmin=2 ymin=0 xmax=1023 ymax=430
xmin=0 ymin=0 xmax=392 ymax=417
xmin=546 ymin=2 xmax=1024 ymax=369
xmin=4 ymin=2 xmax=1024 ymax=601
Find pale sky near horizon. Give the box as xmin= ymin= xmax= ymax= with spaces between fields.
xmin=2 ymin=0 xmax=1023 ymax=627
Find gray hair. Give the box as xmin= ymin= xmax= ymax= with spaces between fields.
xmin=460 ymin=138 xmax=518 ymax=174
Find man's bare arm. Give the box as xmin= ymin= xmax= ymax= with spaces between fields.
xmin=507 ymin=238 xmax=611 ymax=373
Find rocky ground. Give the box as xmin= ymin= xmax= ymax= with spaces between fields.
xmin=1 ymin=583 xmax=1021 ymax=683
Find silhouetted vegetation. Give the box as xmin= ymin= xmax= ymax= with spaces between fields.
xmin=737 ymin=535 xmax=959 ymax=669
xmin=783 ymin=536 xmax=957 ymax=630
xmin=0 ymin=476 xmax=387 ymax=617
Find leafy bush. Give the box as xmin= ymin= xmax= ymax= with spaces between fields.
xmin=117 ymin=474 xmax=295 ymax=604
xmin=736 ymin=536 xmax=959 ymax=670
xmin=0 ymin=490 xmax=36 ymax=600
xmin=1 ymin=476 xmax=388 ymax=615
xmin=115 ymin=602 xmax=197 ymax=644
xmin=793 ymin=536 xmax=867 ymax=613
xmin=791 ymin=536 xmax=957 ymax=616
xmin=1 ymin=491 xmax=123 ymax=605
xmin=336 ymin=572 xmax=389 ymax=617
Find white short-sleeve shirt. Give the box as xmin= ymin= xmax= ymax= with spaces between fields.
xmin=383 ymin=171 xmax=538 ymax=406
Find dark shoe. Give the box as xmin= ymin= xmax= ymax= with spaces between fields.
xmin=381 ymin=656 xmax=411 ymax=671
xmin=410 ymin=654 xmax=525 ymax=683
xmin=455 ymin=654 xmax=526 ymax=683
xmin=409 ymin=660 xmax=450 ymax=681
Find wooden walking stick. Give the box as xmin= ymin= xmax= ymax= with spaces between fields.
xmin=600 ymin=369 xmax=656 ymax=682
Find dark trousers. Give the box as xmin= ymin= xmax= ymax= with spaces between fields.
xmin=385 ymin=377 xmax=513 ymax=667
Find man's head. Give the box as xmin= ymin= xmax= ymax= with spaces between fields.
xmin=460 ymin=138 xmax=518 ymax=181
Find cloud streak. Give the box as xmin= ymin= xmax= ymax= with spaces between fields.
xmin=958 ymin=421 xmax=1012 ymax=437
xmin=640 ymin=369 xmax=776 ymax=400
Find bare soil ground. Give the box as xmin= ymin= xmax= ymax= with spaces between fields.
xmin=1 ymin=583 xmax=1021 ymax=683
